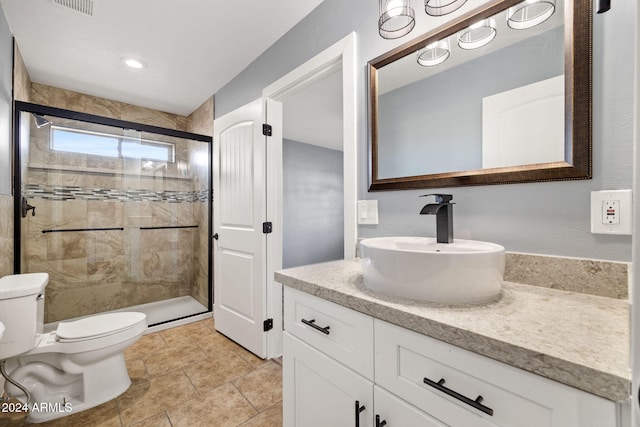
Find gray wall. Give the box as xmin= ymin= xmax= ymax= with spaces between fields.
xmin=215 ymin=0 xmax=635 ymax=262
xmin=0 ymin=5 xmax=11 ymax=196
xmin=378 ymin=27 xmax=564 ymax=178
xmin=283 ymin=139 xmax=344 ymax=268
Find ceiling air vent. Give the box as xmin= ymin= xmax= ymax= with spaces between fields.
xmin=51 ymin=0 xmax=95 ymax=16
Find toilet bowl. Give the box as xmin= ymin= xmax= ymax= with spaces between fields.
xmin=0 ymin=273 xmax=147 ymax=423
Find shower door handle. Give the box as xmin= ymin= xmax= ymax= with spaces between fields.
xmin=21 ymin=197 xmax=36 ymax=217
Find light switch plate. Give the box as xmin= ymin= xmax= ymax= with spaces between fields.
xmin=358 ymin=200 xmax=379 ymax=225
xmin=590 ymin=190 xmax=632 ymax=235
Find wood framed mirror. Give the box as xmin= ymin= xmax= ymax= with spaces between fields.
xmin=368 ymin=0 xmax=591 ymax=191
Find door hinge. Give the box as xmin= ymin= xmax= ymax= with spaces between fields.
xmin=263 ymin=318 xmax=273 ymax=331
xmin=262 ymin=221 xmax=272 ymax=234
xmin=262 ymin=123 xmax=272 ymax=136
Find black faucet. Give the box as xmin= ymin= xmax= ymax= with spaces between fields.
xmin=419 ymin=194 xmax=454 ymax=243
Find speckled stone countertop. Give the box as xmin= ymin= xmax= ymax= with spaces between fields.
xmin=275 ymin=258 xmax=630 ymax=402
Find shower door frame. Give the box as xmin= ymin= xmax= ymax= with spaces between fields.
xmin=12 ymin=101 xmax=214 ymax=319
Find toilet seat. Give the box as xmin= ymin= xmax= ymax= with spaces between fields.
xmin=56 ymin=312 xmax=146 ymax=342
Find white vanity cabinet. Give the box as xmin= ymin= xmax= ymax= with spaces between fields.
xmin=283 ymin=333 xmax=374 ymax=427
xmin=283 ymin=287 xmax=619 ymax=427
xmin=374 ymin=386 xmax=448 ymax=426
xmin=283 ymin=287 xmax=374 ymax=427
xmin=375 ymin=320 xmax=617 ymax=427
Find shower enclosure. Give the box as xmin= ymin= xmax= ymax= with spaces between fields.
xmin=13 ymin=102 xmax=212 ymax=327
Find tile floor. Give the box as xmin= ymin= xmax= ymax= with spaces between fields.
xmin=0 ymin=318 xmax=283 ymax=427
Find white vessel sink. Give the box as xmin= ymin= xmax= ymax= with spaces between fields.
xmin=359 ymin=237 xmax=505 ymax=304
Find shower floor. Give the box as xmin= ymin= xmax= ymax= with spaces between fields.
xmin=44 ymin=296 xmax=210 ymax=333
xmin=121 ymin=295 xmax=209 ymax=326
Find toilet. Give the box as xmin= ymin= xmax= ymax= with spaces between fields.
xmin=0 ymin=273 xmax=147 ymax=423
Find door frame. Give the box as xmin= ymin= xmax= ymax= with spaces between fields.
xmin=262 ymin=32 xmax=357 ymax=358
xmin=631 ymin=0 xmax=640 ymax=422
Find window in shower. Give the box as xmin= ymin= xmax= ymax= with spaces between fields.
xmin=14 ymin=102 xmax=212 ymax=328
xmin=51 ymin=126 xmax=176 ymax=163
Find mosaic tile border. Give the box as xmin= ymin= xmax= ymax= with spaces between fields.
xmin=25 ymin=184 xmax=209 ymax=203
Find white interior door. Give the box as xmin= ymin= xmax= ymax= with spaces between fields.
xmin=213 ymin=98 xmax=267 ymax=358
xmin=482 ymin=75 xmax=565 ymax=168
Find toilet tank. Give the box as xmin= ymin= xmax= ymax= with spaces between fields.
xmin=0 ymin=273 xmax=48 ymax=360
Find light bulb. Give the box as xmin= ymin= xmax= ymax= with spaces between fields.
xmin=386 ymin=0 xmax=404 ymax=17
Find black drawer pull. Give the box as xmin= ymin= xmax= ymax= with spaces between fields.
xmin=423 ymin=377 xmax=494 ymax=416
xmin=301 ymin=318 xmax=330 ymax=335
xmin=376 ymin=414 xmax=387 ymax=427
xmin=355 ymin=400 xmax=366 ymax=427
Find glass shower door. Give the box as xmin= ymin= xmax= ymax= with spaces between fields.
xmin=16 ymin=105 xmax=211 ymax=327
xmin=119 ymin=128 xmax=210 ymax=323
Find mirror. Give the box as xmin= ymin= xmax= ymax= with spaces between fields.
xmin=368 ymin=0 xmax=592 ymax=191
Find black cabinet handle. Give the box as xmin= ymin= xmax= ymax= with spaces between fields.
xmin=301 ymin=318 xmax=330 ymax=335
xmin=423 ymin=377 xmax=493 ymax=416
xmin=355 ymin=400 xmax=366 ymax=427
xmin=212 ymin=233 xmax=219 ymax=240
xmin=376 ymin=414 xmax=387 ymax=427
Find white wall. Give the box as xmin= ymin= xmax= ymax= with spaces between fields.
xmin=215 ymin=0 xmax=635 ymax=262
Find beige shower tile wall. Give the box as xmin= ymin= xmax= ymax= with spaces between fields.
xmin=31 ymin=83 xmax=189 ymax=131
xmin=0 ymin=43 xmax=31 ymax=277
xmin=191 ymin=196 xmax=209 ymax=307
xmin=188 ymin=164 xmax=209 ymax=307
xmin=0 ymin=195 xmax=13 ymax=277
xmin=27 ymin=194 xmax=199 ymax=322
xmin=27 ymin=197 xmax=198 ymax=322
xmin=13 ymin=41 xmax=31 ymax=102
xmin=187 ymin=96 xmax=214 ymax=137
xmin=187 ymin=97 xmax=213 ymax=307
xmin=19 ymin=87 xmax=213 ymax=322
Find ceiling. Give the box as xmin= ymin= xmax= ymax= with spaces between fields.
xmin=0 ymin=0 xmax=324 ymax=116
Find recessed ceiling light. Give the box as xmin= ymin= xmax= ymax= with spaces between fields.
xmin=123 ymin=58 xmax=146 ymax=69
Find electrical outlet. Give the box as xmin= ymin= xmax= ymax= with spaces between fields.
xmin=602 ymin=200 xmax=620 ymax=225
xmin=590 ymin=190 xmax=632 ymax=235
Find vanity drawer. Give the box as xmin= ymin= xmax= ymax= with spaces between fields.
xmin=284 ymin=287 xmax=374 ymax=379
xmin=374 ymin=386 xmax=448 ymax=427
xmin=374 ymin=320 xmax=616 ymax=427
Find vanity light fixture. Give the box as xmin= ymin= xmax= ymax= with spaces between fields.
xmin=457 ymin=18 xmax=496 ymax=50
xmin=507 ymin=0 xmax=556 ymax=30
xmin=424 ymin=0 xmax=468 ymax=16
xmin=122 ymin=57 xmax=146 ymax=69
xmin=417 ymin=38 xmax=450 ymax=66
xmin=379 ymin=0 xmax=416 ymax=39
